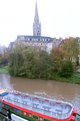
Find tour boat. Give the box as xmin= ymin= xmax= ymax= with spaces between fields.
xmin=0 ymin=89 xmax=78 ymax=121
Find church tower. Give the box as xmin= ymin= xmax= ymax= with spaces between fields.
xmin=33 ymin=1 xmax=41 ymax=36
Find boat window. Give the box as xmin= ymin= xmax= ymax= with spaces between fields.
xmin=23 ymin=112 xmax=26 ymax=116
xmin=39 ymin=117 xmax=43 ymax=121
xmin=29 ymin=114 xmax=32 ymax=117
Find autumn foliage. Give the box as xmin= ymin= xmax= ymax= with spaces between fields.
xmin=51 ymin=37 xmax=79 ymax=77
xmin=8 ymin=37 xmax=79 ymax=78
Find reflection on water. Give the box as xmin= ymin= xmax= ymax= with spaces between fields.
xmin=0 ymin=74 xmax=13 ymax=89
xmin=0 ymin=74 xmax=80 ymax=113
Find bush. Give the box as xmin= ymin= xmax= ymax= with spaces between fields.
xmin=59 ymin=60 xmax=73 ymax=77
xmin=8 ymin=45 xmax=54 ymax=79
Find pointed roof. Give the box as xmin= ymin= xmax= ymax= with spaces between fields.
xmin=33 ymin=1 xmax=41 ymax=36
xmin=34 ymin=1 xmax=39 ymax=23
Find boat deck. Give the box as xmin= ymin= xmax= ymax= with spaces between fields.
xmin=3 ymin=90 xmax=73 ymax=120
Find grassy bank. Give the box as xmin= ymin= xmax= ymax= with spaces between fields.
xmin=0 ymin=66 xmax=8 ymax=74
xmin=0 ymin=66 xmax=80 ymax=84
xmin=52 ymin=73 xmax=80 ymax=84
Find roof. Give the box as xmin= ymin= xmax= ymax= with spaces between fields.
xmin=17 ymin=35 xmax=54 ymax=43
xmin=3 ymin=90 xmax=73 ymax=120
xmin=0 ymin=89 xmax=8 ymax=96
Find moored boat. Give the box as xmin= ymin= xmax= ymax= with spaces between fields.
xmin=0 ymin=89 xmax=78 ymax=121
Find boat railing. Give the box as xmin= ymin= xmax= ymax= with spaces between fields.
xmin=6 ymin=90 xmax=73 ymax=106
xmin=4 ymin=96 xmax=72 ymax=120
xmin=2 ymin=89 xmax=73 ymax=120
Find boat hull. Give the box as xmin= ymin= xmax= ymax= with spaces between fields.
xmin=0 ymin=89 xmax=77 ymax=121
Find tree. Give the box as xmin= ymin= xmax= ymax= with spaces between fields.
xmin=0 ymin=46 xmax=9 ymax=67
xmin=59 ymin=60 xmax=73 ymax=77
xmin=51 ymin=37 xmax=79 ymax=76
xmin=51 ymin=47 xmax=64 ymax=72
xmin=61 ymin=37 xmax=79 ymax=64
xmin=8 ymin=42 xmax=25 ymax=76
xmin=8 ymin=41 xmax=54 ymax=79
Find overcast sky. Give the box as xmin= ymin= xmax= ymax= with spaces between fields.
xmin=0 ymin=0 xmax=80 ymax=46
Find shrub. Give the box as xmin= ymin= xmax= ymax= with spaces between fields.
xmin=8 ymin=45 xmax=54 ymax=79
xmin=59 ymin=60 xmax=73 ymax=77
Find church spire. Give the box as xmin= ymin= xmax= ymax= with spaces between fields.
xmin=33 ymin=1 xmax=41 ymax=36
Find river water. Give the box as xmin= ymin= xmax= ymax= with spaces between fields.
xmin=0 ymin=74 xmax=80 ymax=113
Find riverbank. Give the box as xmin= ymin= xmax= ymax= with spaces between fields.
xmin=0 ymin=66 xmax=8 ymax=74
xmin=52 ymin=73 xmax=80 ymax=84
xmin=0 ymin=66 xmax=80 ymax=84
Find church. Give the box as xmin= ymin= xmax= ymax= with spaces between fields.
xmin=14 ymin=1 xmax=54 ymax=53
xmin=9 ymin=1 xmax=63 ymax=53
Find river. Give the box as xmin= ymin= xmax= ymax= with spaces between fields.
xmin=0 ymin=74 xmax=80 ymax=113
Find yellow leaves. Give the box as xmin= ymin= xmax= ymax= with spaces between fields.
xmin=61 ymin=37 xmax=79 ymax=60
xmin=52 ymin=47 xmax=62 ymax=61
xmin=51 ymin=37 xmax=79 ymax=64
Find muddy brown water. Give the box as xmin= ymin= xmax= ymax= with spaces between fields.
xmin=0 ymin=74 xmax=80 ymax=113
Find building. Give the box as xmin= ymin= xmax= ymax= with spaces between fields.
xmin=8 ymin=1 xmax=63 ymax=53
xmin=12 ymin=1 xmax=56 ymax=53
xmin=15 ymin=35 xmax=54 ymax=53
